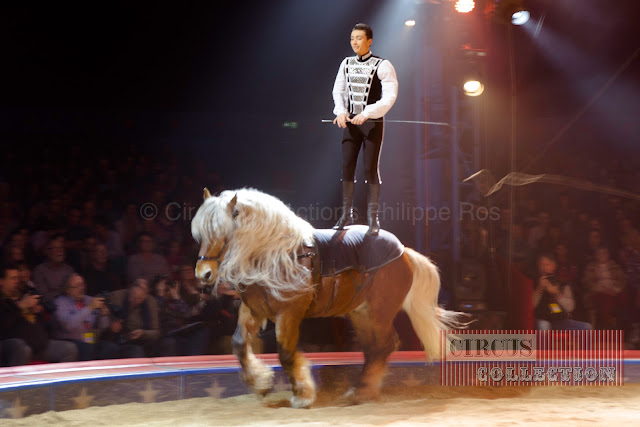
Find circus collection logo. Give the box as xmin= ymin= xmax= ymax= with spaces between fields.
xmin=441 ymin=330 xmax=624 ymax=386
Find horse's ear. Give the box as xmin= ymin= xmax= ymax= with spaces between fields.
xmin=203 ymin=187 xmax=212 ymax=200
xmin=229 ymin=193 xmax=239 ymax=218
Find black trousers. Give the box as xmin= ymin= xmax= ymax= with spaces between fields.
xmin=341 ymin=117 xmax=384 ymax=184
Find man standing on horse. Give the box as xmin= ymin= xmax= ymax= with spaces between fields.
xmin=332 ymin=23 xmax=398 ymax=236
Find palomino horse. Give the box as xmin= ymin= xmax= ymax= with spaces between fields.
xmin=192 ymin=188 xmax=462 ymax=408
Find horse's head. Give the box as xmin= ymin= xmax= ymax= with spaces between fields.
xmin=192 ymin=187 xmax=238 ymax=285
xmin=191 ymin=186 xmax=315 ymax=301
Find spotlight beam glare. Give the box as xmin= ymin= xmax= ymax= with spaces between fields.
xmin=520 ymin=18 xmax=640 ymax=171
xmin=512 ymin=11 xmax=530 ymax=26
xmin=455 ymin=0 xmax=475 ymax=14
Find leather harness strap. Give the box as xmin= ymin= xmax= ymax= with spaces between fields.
xmin=296 ymin=239 xmax=321 ymax=287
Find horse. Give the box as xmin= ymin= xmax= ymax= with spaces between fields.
xmin=191 ymin=187 xmax=463 ymax=408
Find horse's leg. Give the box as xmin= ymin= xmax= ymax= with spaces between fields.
xmin=276 ymin=310 xmax=316 ymax=408
xmin=346 ymin=303 xmax=399 ymax=403
xmin=232 ymin=302 xmax=273 ymax=396
xmin=345 ymin=260 xmax=412 ymax=403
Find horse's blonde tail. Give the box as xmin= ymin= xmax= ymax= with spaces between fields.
xmin=402 ymin=248 xmax=468 ymax=361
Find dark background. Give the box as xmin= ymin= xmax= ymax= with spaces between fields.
xmin=1 ymin=0 xmax=639 ymax=246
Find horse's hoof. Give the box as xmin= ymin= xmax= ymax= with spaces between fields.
xmin=255 ymin=387 xmax=271 ymax=397
xmin=253 ymin=370 xmax=274 ymax=396
xmin=290 ymin=395 xmax=314 ymax=409
xmin=343 ymin=387 xmax=379 ymax=404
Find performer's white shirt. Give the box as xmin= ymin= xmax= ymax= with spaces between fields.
xmin=332 ymin=53 xmax=398 ymax=119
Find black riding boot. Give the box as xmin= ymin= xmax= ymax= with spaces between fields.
xmin=333 ymin=180 xmax=355 ymax=230
xmin=367 ymin=183 xmax=380 ymax=236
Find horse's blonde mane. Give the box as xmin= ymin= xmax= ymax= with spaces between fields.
xmin=191 ymin=188 xmax=314 ymax=300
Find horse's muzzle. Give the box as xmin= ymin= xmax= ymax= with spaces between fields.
xmin=195 ymin=262 xmax=216 ymax=284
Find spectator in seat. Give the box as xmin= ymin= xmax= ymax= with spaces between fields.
xmin=33 ymin=235 xmax=75 ymax=301
xmin=1 ymin=265 xmax=31 ymax=366
xmin=83 ymin=243 xmax=123 ymax=295
xmin=583 ymin=247 xmax=626 ymax=329
xmin=53 ymin=273 xmax=119 ymax=361
xmin=533 ymin=254 xmax=592 ymax=330
xmin=102 ymin=279 xmax=171 ymax=358
xmin=126 ymin=233 xmax=170 ymax=283
xmin=0 ymin=263 xmax=78 ymax=365
xmin=151 ymin=276 xmax=209 ymax=356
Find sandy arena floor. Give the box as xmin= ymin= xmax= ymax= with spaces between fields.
xmin=3 ymin=384 xmax=639 ymax=427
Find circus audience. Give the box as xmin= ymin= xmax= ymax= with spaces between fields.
xmin=3 ymin=231 xmax=32 ymax=266
xmin=33 ymin=235 xmax=75 ymax=301
xmin=553 ymin=243 xmax=578 ymax=288
xmin=101 ymin=279 xmax=172 ymax=358
xmin=619 ymin=230 xmax=640 ymax=344
xmin=4 ymin=244 xmax=26 ymax=266
xmin=1 ymin=266 xmax=32 ymax=366
xmin=176 ymin=263 xmax=203 ymax=310
xmin=151 ymin=275 xmax=209 ymax=356
xmin=126 ymin=232 xmax=170 ymax=283
xmin=533 ymin=253 xmax=592 ymax=331
xmin=116 ymin=202 xmax=143 ymax=254
xmin=538 ymin=223 xmax=563 ymax=255
xmin=94 ymin=217 xmax=125 ymax=259
xmin=0 ymin=139 xmax=638 ymax=366
xmin=0 ymin=264 xmax=78 ymax=365
xmin=194 ymin=282 xmax=242 ymax=354
xmin=552 ymin=243 xmax=584 ymax=319
xmin=53 ymin=273 xmax=119 ymax=361
xmin=553 ymin=193 xmax=573 ymax=235
xmin=582 ymin=247 xmax=627 ymax=329
xmin=75 ymin=234 xmax=98 ymax=273
xmin=17 ymin=262 xmax=36 ymax=291
xmin=580 ymin=230 xmax=604 ymax=268
xmin=64 ymin=206 xmax=90 ymax=270
xmin=527 ymin=210 xmax=551 ymax=250
xmin=82 ymin=242 xmax=123 ymax=295
xmin=165 ymin=241 xmax=186 ymax=280
xmin=506 ymin=222 xmax=533 ymax=271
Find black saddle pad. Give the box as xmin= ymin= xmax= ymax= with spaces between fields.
xmin=312 ymin=225 xmax=404 ymax=277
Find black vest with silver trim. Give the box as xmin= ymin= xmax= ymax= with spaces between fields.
xmin=344 ymin=53 xmax=384 ymax=115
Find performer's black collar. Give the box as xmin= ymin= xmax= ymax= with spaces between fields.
xmin=356 ymin=51 xmax=373 ymax=62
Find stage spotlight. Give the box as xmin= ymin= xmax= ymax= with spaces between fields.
xmin=463 ymin=80 xmax=484 ymax=97
xmin=405 ymin=19 xmax=416 ymax=27
xmin=511 ymin=10 xmax=530 ymax=25
xmin=458 ymin=45 xmax=486 ymax=96
xmin=455 ymin=0 xmax=475 ymax=14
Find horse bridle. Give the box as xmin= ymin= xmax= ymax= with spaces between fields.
xmin=197 ymin=237 xmax=312 ymax=265
xmin=197 ymin=237 xmax=229 ymax=267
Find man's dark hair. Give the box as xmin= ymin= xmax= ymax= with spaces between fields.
xmin=353 ymin=23 xmax=373 ymax=39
